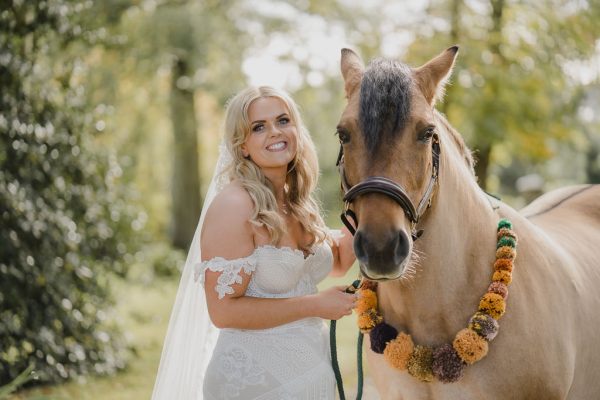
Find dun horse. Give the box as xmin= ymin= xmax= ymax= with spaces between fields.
xmin=337 ymin=46 xmax=600 ymax=399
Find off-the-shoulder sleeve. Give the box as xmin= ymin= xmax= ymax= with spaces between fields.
xmin=194 ymin=254 xmax=257 ymax=299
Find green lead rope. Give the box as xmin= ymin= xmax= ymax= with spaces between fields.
xmin=330 ymin=279 xmax=363 ymax=400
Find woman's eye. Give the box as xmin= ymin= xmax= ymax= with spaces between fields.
xmin=278 ymin=117 xmax=290 ymax=125
xmin=252 ymin=124 xmax=264 ymax=132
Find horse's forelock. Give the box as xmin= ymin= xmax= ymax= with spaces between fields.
xmin=359 ymin=58 xmax=413 ymax=153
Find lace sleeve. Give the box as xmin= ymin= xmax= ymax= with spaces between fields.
xmin=194 ymin=255 xmax=257 ymax=299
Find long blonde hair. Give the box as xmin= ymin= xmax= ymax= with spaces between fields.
xmin=222 ymin=86 xmax=329 ymax=246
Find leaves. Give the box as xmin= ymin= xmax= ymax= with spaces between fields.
xmin=406 ymin=0 xmax=600 ymax=190
xmin=0 ymin=0 xmax=141 ymax=386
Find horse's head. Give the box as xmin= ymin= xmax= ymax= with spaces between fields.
xmin=337 ymin=46 xmax=458 ymax=281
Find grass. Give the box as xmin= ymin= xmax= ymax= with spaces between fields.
xmin=9 ymin=271 xmax=177 ymax=400
xmin=9 ymin=264 xmax=367 ymax=399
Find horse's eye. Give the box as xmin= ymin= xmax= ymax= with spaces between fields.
xmin=336 ymin=129 xmax=350 ymax=144
xmin=419 ymin=126 xmax=436 ymax=142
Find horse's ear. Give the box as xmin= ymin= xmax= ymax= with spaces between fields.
xmin=340 ymin=48 xmax=364 ymax=98
xmin=414 ymin=46 xmax=459 ymax=106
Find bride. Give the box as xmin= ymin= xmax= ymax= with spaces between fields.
xmin=152 ymin=86 xmax=357 ymax=399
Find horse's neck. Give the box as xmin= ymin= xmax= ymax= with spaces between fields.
xmin=378 ymin=137 xmax=499 ymax=343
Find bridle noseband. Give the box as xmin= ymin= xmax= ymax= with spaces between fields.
xmin=337 ymin=134 xmax=440 ymax=241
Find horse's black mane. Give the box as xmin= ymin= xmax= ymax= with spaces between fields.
xmin=359 ymin=58 xmax=412 ymax=153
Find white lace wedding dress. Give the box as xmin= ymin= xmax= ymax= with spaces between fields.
xmin=196 ymin=242 xmax=336 ymax=400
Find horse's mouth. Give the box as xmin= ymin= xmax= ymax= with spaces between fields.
xmin=359 ymin=265 xmax=404 ymax=281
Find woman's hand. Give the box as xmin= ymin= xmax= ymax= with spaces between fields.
xmin=310 ymin=286 xmax=358 ymax=320
xmin=330 ymin=226 xmax=356 ymax=277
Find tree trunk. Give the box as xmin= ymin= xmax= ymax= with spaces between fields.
xmin=473 ymin=0 xmax=504 ymax=191
xmin=440 ymin=0 xmax=462 ymax=115
xmin=169 ymin=57 xmax=202 ymax=249
xmin=474 ymin=144 xmax=492 ymax=190
xmin=490 ymin=0 xmax=504 ymax=56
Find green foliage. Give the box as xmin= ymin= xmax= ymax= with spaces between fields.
xmin=0 ymin=0 xmax=143 ymax=386
xmin=145 ymin=242 xmax=186 ymax=278
xmin=405 ymin=0 xmax=600 ymax=190
xmin=0 ymin=365 xmax=35 ymax=399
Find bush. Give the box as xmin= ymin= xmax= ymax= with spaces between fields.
xmin=0 ymin=1 xmax=142 ymax=385
xmin=146 ymin=242 xmax=186 ymax=278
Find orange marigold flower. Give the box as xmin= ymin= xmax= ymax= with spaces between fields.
xmin=355 ymin=289 xmax=377 ymax=314
xmin=453 ymin=328 xmax=489 ymax=364
xmin=492 ymin=270 xmax=512 ymax=285
xmin=357 ymin=309 xmax=382 ymax=333
xmin=384 ymin=332 xmax=414 ymax=371
xmin=478 ymin=292 xmax=506 ymax=320
xmin=496 ymin=246 xmax=516 ymax=260
xmin=494 ymin=258 xmax=513 ymax=272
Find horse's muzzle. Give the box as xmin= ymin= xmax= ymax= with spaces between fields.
xmin=353 ymin=229 xmax=411 ymax=280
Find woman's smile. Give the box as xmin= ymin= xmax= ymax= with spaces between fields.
xmin=266 ymin=141 xmax=288 ymax=151
xmin=242 ymin=96 xmax=298 ymax=173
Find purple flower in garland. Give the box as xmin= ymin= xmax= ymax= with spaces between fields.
xmin=432 ymin=344 xmax=466 ymax=383
xmin=468 ymin=312 xmax=499 ymax=341
xmin=488 ymin=281 xmax=509 ymax=300
xmin=369 ymin=322 xmax=398 ymax=354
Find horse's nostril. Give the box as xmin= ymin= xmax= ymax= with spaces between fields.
xmin=393 ymin=231 xmax=410 ymax=266
xmin=353 ymin=231 xmax=369 ymax=264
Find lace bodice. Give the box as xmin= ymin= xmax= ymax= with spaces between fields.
xmin=195 ymin=242 xmax=333 ymax=300
xmin=199 ymin=241 xmax=337 ymax=399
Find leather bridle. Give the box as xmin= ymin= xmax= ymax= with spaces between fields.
xmin=337 ymin=134 xmax=441 ymax=241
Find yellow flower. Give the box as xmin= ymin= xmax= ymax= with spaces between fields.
xmin=492 ymin=269 xmax=512 ymax=285
xmin=478 ymin=293 xmax=506 ymax=320
xmin=496 ymin=246 xmax=516 ymax=260
xmin=384 ymin=332 xmax=414 ymax=371
xmin=357 ymin=309 xmax=382 ymax=333
xmin=355 ymin=289 xmax=377 ymax=314
xmin=453 ymin=328 xmax=488 ymax=364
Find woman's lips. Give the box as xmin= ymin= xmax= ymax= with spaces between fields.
xmin=266 ymin=141 xmax=287 ymax=151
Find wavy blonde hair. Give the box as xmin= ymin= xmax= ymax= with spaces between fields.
xmin=222 ymin=86 xmax=329 ymax=246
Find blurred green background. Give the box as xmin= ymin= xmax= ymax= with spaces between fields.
xmin=1 ymin=0 xmax=599 ymax=398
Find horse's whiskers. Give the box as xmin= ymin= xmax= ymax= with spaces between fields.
xmin=397 ymin=248 xmax=424 ymax=286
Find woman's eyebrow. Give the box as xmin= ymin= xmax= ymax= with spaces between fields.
xmin=251 ymin=113 xmax=289 ymax=124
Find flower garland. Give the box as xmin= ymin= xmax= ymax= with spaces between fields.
xmin=355 ymin=219 xmax=518 ymax=383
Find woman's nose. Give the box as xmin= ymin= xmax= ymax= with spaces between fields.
xmin=268 ymin=123 xmax=282 ymax=136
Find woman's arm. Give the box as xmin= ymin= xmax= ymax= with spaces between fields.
xmin=201 ymin=184 xmax=356 ymax=330
xmin=329 ymin=225 xmax=356 ymax=277
xmin=204 ymin=282 xmax=355 ymax=329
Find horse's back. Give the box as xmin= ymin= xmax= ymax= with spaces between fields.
xmin=520 ymin=184 xmax=600 ymax=280
xmin=520 ymin=184 xmax=600 ymax=399
xmin=521 ymin=184 xmax=600 ymax=249
xmin=521 ymin=184 xmax=600 ymax=220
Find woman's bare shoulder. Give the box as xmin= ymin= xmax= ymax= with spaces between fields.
xmin=210 ymin=181 xmax=254 ymax=214
xmin=201 ymin=181 xmax=255 ymax=260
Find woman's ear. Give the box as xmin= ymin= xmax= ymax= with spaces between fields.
xmin=240 ymin=144 xmax=249 ymax=158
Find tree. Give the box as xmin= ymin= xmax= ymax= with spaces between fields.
xmin=407 ymin=0 xmax=600 ymax=191
xmin=99 ymin=0 xmax=250 ymax=249
xmin=0 ymin=0 xmax=141 ymax=385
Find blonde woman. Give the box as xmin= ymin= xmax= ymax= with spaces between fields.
xmin=152 ymin=86 xmax=356 ymax=400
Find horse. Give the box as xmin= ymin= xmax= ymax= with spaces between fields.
xmin=336 ymin=46 xmax=600 ymax=399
